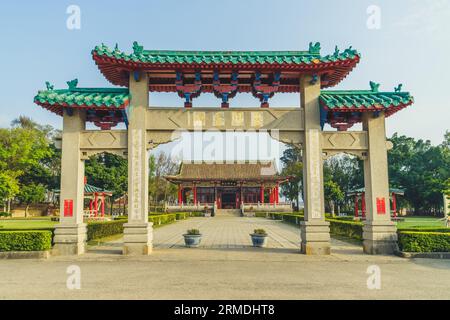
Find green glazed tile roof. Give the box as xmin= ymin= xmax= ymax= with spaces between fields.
xmin=93 ymin=42 xmax=360 ymax=66
xmin=54 ymin=184 xmax=112 ymax=194
xmin=319 ymin=90 xmax=413 ymax=110
xmin=34 ymin=87 xmax=130 ymax=110
xmin=84 ymin=184 xmax=112 ymax=194
xmin=348 ymin=187 xmax=405 ymax=196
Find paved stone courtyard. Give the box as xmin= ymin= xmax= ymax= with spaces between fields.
xmin=1 ymin=217 xmax=450 ymax=300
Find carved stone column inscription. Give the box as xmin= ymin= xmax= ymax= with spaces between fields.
xmin=130 ymin=129 xmax=143 ymax=221
xmin=307 ymin=129 xmax=322 ymax=219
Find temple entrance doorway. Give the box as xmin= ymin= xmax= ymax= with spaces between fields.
xmin=221 ymin=190 xmax=238 ymax=209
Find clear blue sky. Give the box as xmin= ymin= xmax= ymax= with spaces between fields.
xmin=0 ymin=0 xmax=448 ymax=149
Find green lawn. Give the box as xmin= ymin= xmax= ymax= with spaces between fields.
xmin=396 ymin=216 xmax=447 ymax=229
xmin=0 ymin=218 xmax=57 ymax=230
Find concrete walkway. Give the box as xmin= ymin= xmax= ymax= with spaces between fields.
xmin=0 ymin=217 xmax=449 ymax=300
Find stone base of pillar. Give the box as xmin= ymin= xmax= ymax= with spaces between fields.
xmin=300 ymin=221 xmax=331 ymax=255
xmin=52 ymin=223 xmax=87 ymax=256
xmin=123 ymin=222 xmax=153 ymax=256
xmin=363 ymin=221 xmax=399 ymax=255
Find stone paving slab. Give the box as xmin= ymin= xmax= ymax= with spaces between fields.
xmin=153 ymin=217 xmax=301 ymax=250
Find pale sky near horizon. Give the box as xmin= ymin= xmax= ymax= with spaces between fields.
xmin=0 ymin=0 xmax=449 ymax=164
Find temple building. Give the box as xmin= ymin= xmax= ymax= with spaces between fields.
xmin=165 ymin=161 xmax=290 ymax=209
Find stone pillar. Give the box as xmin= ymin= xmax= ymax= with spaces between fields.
xmin=123 ymin=71 xmax=153 ymax=256
xmin=53 ymin=109 xmax=87 ymax=255
xmin=362 ymin=112 xmax=398 ymax=254
xmin=299 ymin=75 xmax=330 ymax=255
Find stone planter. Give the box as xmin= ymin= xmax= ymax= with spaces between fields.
xmin=250 ymin=234 xmax=268 ymax=248
xmin=183 ymin=234 xmax=202 ymax=248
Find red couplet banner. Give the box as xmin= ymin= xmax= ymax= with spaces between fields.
xmin=64 ymin=199 xmax=74 ymax=217
xmin=376 ymin=197 xmax=386 ymax=215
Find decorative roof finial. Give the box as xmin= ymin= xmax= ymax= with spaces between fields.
xmin=308 ymin=42 xmax=321 ymax=54
xmin=133 ymin=41 xmax=144 ymax=55
xmin=114 ymin=43 xmax=119 ymax=51
xmin=67 ymin=79 xmax=78 ymax=90
xmin=395 ymin=84 xmax=403 ymax=92
xmin=370 ymin=81 xmax=380 ymax=93
xmin=45 ymin=82 xmax=54 ymax=91
xmin=334 ymin=46 xmax=340 ymax=57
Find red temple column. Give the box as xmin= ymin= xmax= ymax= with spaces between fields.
xmin=260 ymin=185 xmax=264 ymax=203
xmin=89 ymin=200 xmax=93 ymax=218
xmin=269 ymin=187 xmax=274 ymax=204
xmin=354 ymin=195 xmax=359 ymax=218
xmin=94 ymin=192 xmax=98 ymax=217
xmin=361 ymin=192 xmax=366 ymax=218
xmin=276 ymin=183 xmax=280 ymax=204
xmin=193 ymin=184 xmax=197 ymax=205
xmin=178 ymin=185 xmax=183 ymax=205
xmin=101 ymin=193 xmax=105 ymax=217
xmin=392 ymin=193 xmax=397 ymax=218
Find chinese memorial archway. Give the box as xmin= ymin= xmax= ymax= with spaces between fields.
xmin=34 ymin=42 xmax=414 ymax=256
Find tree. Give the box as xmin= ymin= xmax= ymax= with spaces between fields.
xmin=388 ymin=133 xmax=450 ymax=215
xmin=148 ymin=153 xmax=179 ymax=204
xmin=0 ymin=124 xmax=53 ymax=212
xmin=324 ymin=180 xmax=344 ymax=216
xmin=17 ymin=183 xmax=46 ymax=217
xmin=0 ymin=172 xmax=19 ymax=212
xmin=323 ymin=154 xmax=363 ymax=214
xmin=280 ymin=146 xmax=303 ymax=208
xmin=85 ymin=153 xmax=128 ymax=200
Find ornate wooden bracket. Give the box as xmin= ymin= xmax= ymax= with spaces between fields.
xmin=328 ymin=112 xmax=362 ymax=131
xmin=87 ymin=110 xmax=122 ymax=130
xmin=252 ymin=71 xmax=281 ymax=108
xmin=175 ymin=71 xmax=202 ymax=108
xmin=213 ymin=71 xmax=239 ymax=108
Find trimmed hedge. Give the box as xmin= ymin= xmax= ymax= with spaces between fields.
xmin=398 ymin=227 xmax=450 ymax=233
xmin=0 ymin=230 xmax=52 ymax=251
xmin=398 ymin=231 xmax=450 ymax=253
xmin=87 ymin=220 xmax=125 ymax=241
xmin=257 ymin=212 xmax=365 ymax=240
xmin=149 ymin=214 xmax=177 ymax=226
xmin=327 ymin=219 xmax=363 ymax=241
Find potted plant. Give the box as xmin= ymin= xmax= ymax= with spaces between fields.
xmin=250 ymin=229 xmax=268 ymax=247
xmin=183 ymin=229 xmax=202 ymax=247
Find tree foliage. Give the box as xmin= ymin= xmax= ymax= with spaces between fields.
xmin=388 ymin=132 xmax=450 ymax=215
xmin=280 ymin=147 xmax=303 ymax=207
xmin=85 ymin=153 xmax=128 ymax=200
xmin=149 ymin=153 xmax=179 ymax=204
xmin=17 ymin=183 xmax=46 ymax=217
xmin=0 ymin=117 xmax=54 ymax=211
